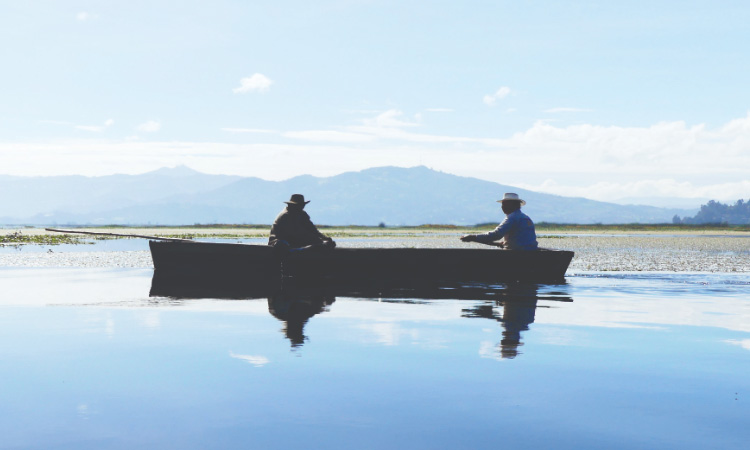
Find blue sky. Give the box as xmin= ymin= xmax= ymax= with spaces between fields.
xmin=1 ymin=0 xmax=749 ymax=205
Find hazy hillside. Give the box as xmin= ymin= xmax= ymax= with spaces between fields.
xmin=0 ymin=165 xmax=241 ymax=218
xmin=0 ymin=166 xmax=695 ymax=225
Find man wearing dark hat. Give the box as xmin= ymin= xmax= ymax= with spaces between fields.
xmin=460 ymin=193 xmax=538 ymax=250
xmin=268 ymin=194 xmax=336 ymax=249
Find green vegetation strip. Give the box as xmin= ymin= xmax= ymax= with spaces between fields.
xmin=0 ymin=232 xmax=87 ymax=245
xmin=4 ymin=223 xmax=748 ymax=246
xmin=534 ymin=223 xmax=750 ymax=232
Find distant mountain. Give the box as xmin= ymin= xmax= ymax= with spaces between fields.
xmin=1 ymin=166 xmax=696 ymax=225
xmin=612 ymin=196 xmax=709 ymax=209
xmin=0 ymin=165 xmax=241 ymax=218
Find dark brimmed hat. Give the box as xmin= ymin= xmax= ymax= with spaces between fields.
xmin=284 ymin=194 xmax=310 ymax=205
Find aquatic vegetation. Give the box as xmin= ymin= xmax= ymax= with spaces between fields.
xmin=534 ymin=223 xmax=750 ymax=233
xmin=2 ymin=227 xmax=749 ymax=272
xmin=0 ymin=231 xmax=87 ymax=246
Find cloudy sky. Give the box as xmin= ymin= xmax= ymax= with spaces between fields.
xmin=2 ymin=1 xmax=749 ymax=205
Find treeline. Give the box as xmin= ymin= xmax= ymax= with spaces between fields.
xmin=674 ymin=199 xmax=750 ymax=225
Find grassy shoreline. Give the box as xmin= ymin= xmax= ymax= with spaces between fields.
xmin=2 ymin=225 xmax=747 ymax=272
xmin=1 ymin=223 xmax=748 ymax=244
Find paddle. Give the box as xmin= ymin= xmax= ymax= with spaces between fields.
xmin=45 ymin=228 xmax=193 ymax=242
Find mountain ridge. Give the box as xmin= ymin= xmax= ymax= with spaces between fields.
xmin=0 ymin=166 xmax=696 ymax=225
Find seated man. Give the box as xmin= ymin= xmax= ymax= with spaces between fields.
xmin=460 ymin=193 xmax=538 ymax=250
xmin=268 ymin=194 xmax=336 ymax=250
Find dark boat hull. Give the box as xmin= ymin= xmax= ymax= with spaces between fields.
xmin=149 ymin=241 xmax=574 ymax=291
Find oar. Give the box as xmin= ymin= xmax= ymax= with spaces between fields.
xmin=45 ymin=228 xmax=194 ymax=242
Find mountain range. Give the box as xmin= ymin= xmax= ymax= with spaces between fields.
xmin=0 ymin=166 xmax=696 ymax=226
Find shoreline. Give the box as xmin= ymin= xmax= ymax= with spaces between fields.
xmin=1 ymin=225 xmax=749 ymax=240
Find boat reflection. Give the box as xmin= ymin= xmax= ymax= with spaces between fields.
xmin=150 ymin=275 xmax=572 ymax=355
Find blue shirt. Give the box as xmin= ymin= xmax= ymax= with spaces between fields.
xmin=475 ymin=210 xmax=539 ymax=250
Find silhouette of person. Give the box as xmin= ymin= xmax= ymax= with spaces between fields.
xmin=268 ymin=194 xmax=336 ymax=251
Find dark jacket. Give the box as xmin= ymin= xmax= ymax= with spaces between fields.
xmin=268 ymin=207 xmax=328 ymax=248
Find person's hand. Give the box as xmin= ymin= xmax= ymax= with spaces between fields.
xmin=460 ymin=234 xmax=476 ymax=242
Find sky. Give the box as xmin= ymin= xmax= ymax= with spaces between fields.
xmin=1 ymin=0 xmax=749 ymax=206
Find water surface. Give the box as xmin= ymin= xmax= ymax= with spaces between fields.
xmin=1 ymin=266 xmax=748 ymax=449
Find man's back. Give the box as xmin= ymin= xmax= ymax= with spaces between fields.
xmin=269 ymin=207 xmax=325 ymax=248
xmin=472 ymin=210 xmax=538 ymax=250
xmin=494 ymin=210 xmax=538 ymax=250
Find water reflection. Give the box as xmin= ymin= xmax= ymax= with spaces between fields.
xmin=267 ymin=288 xmax=335 ymax=348
xmin=462 ymin=283 xmax=541 ymax=359
xmin=150 ymin=274 xmax=572 ymax=355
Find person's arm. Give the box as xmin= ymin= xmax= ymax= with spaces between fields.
xmin=477 ymin=218 xmax=512 ymax=243
xmin=300 ymin=212 xmax=336 ymax=247
xmin=461 ymin=217 xmax=514 ymax=244
xmin=299 ymin=212 xmax=325 ymax=238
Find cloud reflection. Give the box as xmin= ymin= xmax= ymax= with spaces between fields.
xmin=357 ymin=322 xmax=420 ymax=346
xmin=725 ymin=339 xmax=750 ymax=351
xmin=229 ymin=352 xmax=270 ymax=367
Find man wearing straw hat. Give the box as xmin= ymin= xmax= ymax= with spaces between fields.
xmin=460 ymin=193 xmax=538 ymax=250
xmin=269 ymin=194 xmax=336 ymax=250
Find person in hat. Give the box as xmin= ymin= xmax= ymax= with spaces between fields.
xmin=460 ymin=193 xmax=538 ymax=250
xmin=268 ymin=194 xmax=336 ymax=250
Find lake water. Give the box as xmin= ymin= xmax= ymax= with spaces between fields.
xmin=1 ymin=237 xmax=749 ymax=449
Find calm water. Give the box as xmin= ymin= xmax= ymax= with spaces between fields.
xmin=1 ymin=261 xmax=749 ymax=449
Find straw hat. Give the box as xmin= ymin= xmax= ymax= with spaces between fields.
xmin=284 ymin=194 xmax=310 ymax=205
xmin=496 ymin=192 xmax=526 ymax=206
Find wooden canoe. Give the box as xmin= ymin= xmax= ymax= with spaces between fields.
xmin=149 ymin=241 xmax=574 ymax=288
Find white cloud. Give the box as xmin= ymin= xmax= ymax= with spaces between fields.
xmin=136 ymin=121 xmax=161 ymax=132
xmin=721 ymin=114 xmax=750 ymax=134
xmin=274 ymin=110 xmax=439 ymax=143
xmin=341 ymin=109 xmax=503 ymax=145
xmin=366 ymin=109 xmax=420 ymax=128
xmin=344 ymin=109 xmax=385 ymax=115
xmin=515 ymin=178 xmax=750 ymax=204
xmin=75 ymin=118 xmax=114 ymax=132
xmin=544 ymin=107 xmax=592 ymax=113
xmin=5 ymin=112 xmax=750 ymax=202
xmin=483 ymin=86 xmax=511 ymax=106
xmin=221 ymin=128 xmax=276 ymax=134
xmin=229 ymin=352 xmax=269 ymax=367
xmin=75 ymin=125 xmax=104 ymax=132
xmin=233 ymin=73 xmax=273 ymax=94
xmin=283 ymin=130 xmax=374 ymax=143
xmin=342 ymin=109 xmax=485 ymax=144
xmin=76 ymin=12 xmax=95 ymax=21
